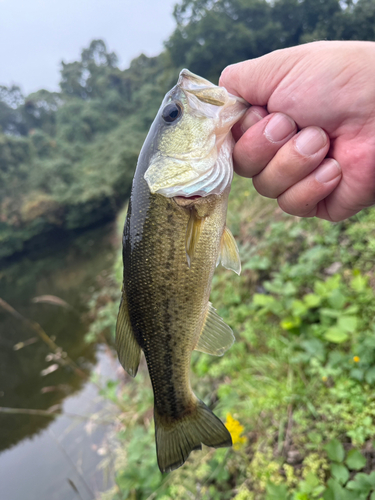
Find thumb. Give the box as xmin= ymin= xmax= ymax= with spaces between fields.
xmin=219 ymin=46 xmax=304 ymax=106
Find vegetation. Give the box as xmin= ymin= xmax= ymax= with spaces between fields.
xmin=2 ymin=0 xmax=375 ymax=259
xmin=92 ymin=177 xmax=375 ymax=500
xmin=2 ymin=0 xmax=375 ymax=497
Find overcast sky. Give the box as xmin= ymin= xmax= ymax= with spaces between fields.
xmin=0 ymin=0 xmax=177 ymax=95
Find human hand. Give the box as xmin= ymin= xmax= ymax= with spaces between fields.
xmin=220 ymin=41 xmax=375 ymax=221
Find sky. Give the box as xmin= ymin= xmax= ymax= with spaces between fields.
xmin=0 ymin=0 xmax=178 ymax=95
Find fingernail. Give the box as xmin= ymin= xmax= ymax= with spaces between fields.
xmin=264 ymin=113 xmax=296 ymax=142
xmin=295 ymin=127 xmax=327 ymax=156
xmin=240 ymin=108 xmax=264 ymax=132
xmin=315 ymin=159 xmax=341 ymax=183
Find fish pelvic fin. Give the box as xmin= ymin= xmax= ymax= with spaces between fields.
xmin=217 ymin=225 xmax=241 ymax=275
xmin=155 ymin=400 xmax=232 ymax=473
xmin=115 ymin=293 xmax=141 ymax=377
xmin=195 ymin=302 xmax=235 ymax=356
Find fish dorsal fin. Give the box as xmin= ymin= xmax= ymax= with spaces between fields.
xmin=194 ymin=302 xmax=235 ymax=356
xmin=115 ymin=294 xmax=141 ymax=377
xmin=185 ymin=210 xmax=205 ymax=267
xmin=217 ymin=226 xmax=241 ymax=275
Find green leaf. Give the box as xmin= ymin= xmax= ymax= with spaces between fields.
xmin=346 ymin=472 xmax=374 ymax=493
xmin=370 ymin=491 xmax=375 ymax=500
xmin=325 ymin=439 xmax=345 ymax=463
xmin=324 ymin=327 xmax=349 ymax=344
xmin=337 ymin=315 xmax=358 ymax=333
xmin=331 ymin=463 xmax=349 ymax=485
xmin=350 ymin=368 xmax=364 ymax=381
xmin=253 ymin=294 xmax=275 ymax=307
xmin=303 ymin=293 xmax=321 ymax=308
xmin=351 ymin=272 xmax=368 ymax=292
xmin=320 ymin=308 xmax=341 ymax=318
xmin=365 ymin=367 xmax=375 ymax=384
xmin=346 ymin=449 xmax=366 ymax=471
xmin=367 ymin=471 xmax=375 ymax=487
xmin=328 ymin=289 xmax=346 ymax=310
xmin=265 ymin=483 xmax=289 ymax=500
xmin=323 ymin=478 xmax=357 ymax=500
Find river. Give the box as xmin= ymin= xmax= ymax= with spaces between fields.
xmin=0 ymin=221 xmax=122 ymax=500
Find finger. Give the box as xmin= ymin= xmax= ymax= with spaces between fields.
xmin=231 ymin=106 xmax=268 ymax=141
xmin=277 ymin=159 xmax=342 ymax=217
xmin=219 ymin=46 xmax=302 ymax=105
xmin=233 ymin=112 xmax=297 ymax=177
xmin=253 ymin=127 xmax=329 ymax=198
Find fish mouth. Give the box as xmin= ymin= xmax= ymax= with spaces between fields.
xmin=173 ymin=194 xmax=204 ymax=207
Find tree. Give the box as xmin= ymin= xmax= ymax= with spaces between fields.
xmin=59 ymin=39 xmax=119 ymax=99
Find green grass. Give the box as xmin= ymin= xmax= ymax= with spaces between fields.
xmin=91 ymin=176 xmax=375 ymax=500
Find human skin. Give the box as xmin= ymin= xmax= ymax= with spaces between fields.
xmin=219 ymin=41 xmax=375 ymax=221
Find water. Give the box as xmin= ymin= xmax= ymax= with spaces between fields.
xmin=0 ymin=222 xmax=122 ymax=500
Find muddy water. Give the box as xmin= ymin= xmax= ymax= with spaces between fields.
xmin=0 ymin=222 xmax=122 ymax=500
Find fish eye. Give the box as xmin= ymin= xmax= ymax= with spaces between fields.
xmin=162 ymin=102 xmax=183 ymax=123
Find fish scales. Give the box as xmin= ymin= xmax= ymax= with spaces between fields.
xmin=116 ymin=69 xmax=248 ymax=472
xmin=124 ymin=180 xmax=229 ymax=419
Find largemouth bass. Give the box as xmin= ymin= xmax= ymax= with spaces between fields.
xmin=116 ymin=69 xmax=248 ymax=472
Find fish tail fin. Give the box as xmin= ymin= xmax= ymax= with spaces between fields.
xmin=154 ymin=399 xmax=232 ymax=473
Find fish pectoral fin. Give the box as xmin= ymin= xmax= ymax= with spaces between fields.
xmin=185 ymin=210 xmax=205 ymax=267
xmin=217 ymin=226 xmax=241 ymax=275
xmin=115 ymin=294 xmax=141 ymax=377
xmin=194 ymin=302 xmax=235 ymax=356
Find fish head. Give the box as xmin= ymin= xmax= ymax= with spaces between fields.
xmin=144 ymin=69 xmax=248 ymax=198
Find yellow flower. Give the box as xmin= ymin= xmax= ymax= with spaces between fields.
xmin=225 ymin=413 xmax=247 ymax=450
xmin=322 ymin=376 xmax=328 ymax=382
xmin=353 ymin=356 xmax=360 ymax=363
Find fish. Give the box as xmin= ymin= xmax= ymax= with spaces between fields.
xmin=116 ymin=69 xmax=248 ymax=472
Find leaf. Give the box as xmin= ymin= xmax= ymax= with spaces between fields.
xmin=351 ymin=272 xmax=368 ymax=292
xmin=325 ymin=439 xmax=345 ymax=463
xmin=346 ymin=473 xmax=374 ymax=493
xmin=304 ymin=293 xmax=321 ymax=308
xmin=331 ymin=463 xmax=349 ymax=485
xmin=346 ymin=449 xmax=366 ymax=471
xmin=320 ymin=308 xmax=341 ymax=318
xmin=350 ymin=368 xmax=364 ymax=381
xmin=365 ymin=367 xmax=375 ymax=384
xmin=265 ymin=483 xmax=289 ymax=500
xmin=328 ymin=289 xmax=346 ymax=310
xmin=337 ymin=315 xmax=358 ymax=333
xmin=323 ymin=478 xmax=357 ymax=500
xmin=324 ymin=327 xmax=349 ymax=344
xmin=253 ymin=294 xmax=275 ymax=307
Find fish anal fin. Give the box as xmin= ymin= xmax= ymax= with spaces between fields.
xmin=115 ymin=294 xmax=141 ymax=377
xmin=185 ymin=210 xmax=205 ymax=267
xmin=155 ymin=399 xmax=232 ymax=473
xmin=194 ymin=302 xmax=235 ymax=356
xmin=218 ymin=226 xmax=241 ymax=275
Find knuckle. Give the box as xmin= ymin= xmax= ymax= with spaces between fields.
xmin=253 ymin=175 xmax=277 ymax=198
xmin=278 ymin=193 xmax=317 ymax=218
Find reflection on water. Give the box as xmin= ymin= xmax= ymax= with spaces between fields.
xmin=0 ymin=222 xmax=121 ymax=499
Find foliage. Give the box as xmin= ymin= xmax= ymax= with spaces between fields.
xmin=90 ymin=175 xmax=375 ymax=500
xmin=2 ymin=0 xmax=375 ymax=259
xmin=2 ymin=0 xmax=375 ymax=497
xmin=0 ymin=41 xmax=174 ymax=260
